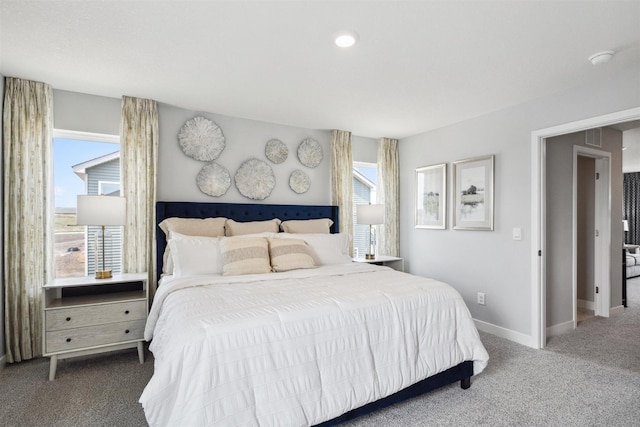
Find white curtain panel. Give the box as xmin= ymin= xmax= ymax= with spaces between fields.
xmin=3 ymin=77 xmax=54 ymax=362
xmin=377 ymin=138 xmax=400 ymax=257
xmin=120 ymin=96 xmax=159 ymax=297
xmin=330 ymin=129 xmax=354 ymax=255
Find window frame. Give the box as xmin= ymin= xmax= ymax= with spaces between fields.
xmin=52 ymin=129 xmax=121 ymax=278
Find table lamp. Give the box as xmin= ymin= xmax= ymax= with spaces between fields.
xmin=77 ymin=195 xmax=126 ymax=279
xmin=356 ymin=204 xmax=385 ymax=259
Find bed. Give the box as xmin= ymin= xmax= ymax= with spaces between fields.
xmin=140 ymin=201 xmax=489 ymax=426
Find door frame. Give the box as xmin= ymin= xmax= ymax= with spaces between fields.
xmin=573 ymin=146 xmax=611 ymax=321
xmin=531 ymin=107 xmax=640 ymax=349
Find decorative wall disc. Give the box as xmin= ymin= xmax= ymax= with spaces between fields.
xmin=235 ymin=158 xmax=276 ymax=200
xmin=265 ymin=139 xmax=288 ymax=164
xmin=178 ymin=116 xmax=226 ymax=161
xmin=289 ymin=170 xmax=310 ymax=194
xmin=196 ymin=162 xmax=231 ymax=197
xmin=297 ymin=138 xmax=323 ymax=168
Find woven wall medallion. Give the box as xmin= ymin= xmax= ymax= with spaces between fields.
xmin=235 ymin=159 xmax=276 ymax=200
xmin=265 ymin=139 xmax=288 ymax=164
xmin=196 ymin=162 xmax=231 ymax=197
xmin=289 ymin=170 xmax=310 ymax=194
xmin=297 ymin=138 xmax=323 ymax=168
xmin=178 ymin=116 xmax=226 ymax=161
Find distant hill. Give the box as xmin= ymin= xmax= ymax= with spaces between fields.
xmin=55 ymin=207 xmax=76 ymax=214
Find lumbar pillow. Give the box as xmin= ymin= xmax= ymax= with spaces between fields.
xmin=268 ymin=238 xmax=317 ymax=272
xmin=219 ymin=236 xmax=272 ymax=276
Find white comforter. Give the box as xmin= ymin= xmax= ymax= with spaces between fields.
xmin=140 ymin=263 xmax=489 ymax=427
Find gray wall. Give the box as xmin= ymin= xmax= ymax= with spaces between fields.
xmin=54 ymin=90 xmax=121 ymax=135
xmin=1 ymin=74 xmax=5 ymax=361
xmin=157 ymin=103 xmax=334 ymax=205
xmin=352 ymin=135 xmax=377 ymax=164
xmin=399 ymin=65 xmax=639 ymax=337
xmin=546 ymin=128 xmax=623 ymax=327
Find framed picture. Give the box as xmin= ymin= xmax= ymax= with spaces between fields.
xmin=452 ymin=155 xmax=494 ymax=230
xmin=415 ymin=163 xmax=447 ymax=229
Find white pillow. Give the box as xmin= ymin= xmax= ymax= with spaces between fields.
xmin=168 ymin=233 xmax=222 ymax=277
xmin=276 ymin=233 xmax=352 ymax=265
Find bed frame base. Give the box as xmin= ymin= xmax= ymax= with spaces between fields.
xmin=316 ymin=361 xmax=473 ymax=426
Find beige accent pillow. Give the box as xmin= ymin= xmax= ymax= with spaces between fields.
xmin=159 ymin=217 xmax=227 ymax=238
xmin=268 ymin=238 xmax=317 ymax=272
xmin=220 ymin=237 xmax=272 ymax=276
xmin=224 ymin=218 xmax=281 ymax=236
xmin=280 ymin=218 xmax=333 ymax=234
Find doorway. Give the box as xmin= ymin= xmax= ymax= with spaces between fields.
xmin=574 ymin=148 xmax=611 ymax=322
xmin=531 ymin=107 xmax=640 ymax=349
xmin=543 ymin=137 xmax=611 ymax=339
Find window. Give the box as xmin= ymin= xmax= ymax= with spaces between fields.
xmin=53 ymin=131 xmax=120 ymax=278
xmin=352 ymin=162 xmax=377 ymax=258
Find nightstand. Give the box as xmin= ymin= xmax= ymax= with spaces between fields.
xmin=43 ymin=273 xmax=148 ymax=380
xmin=353 ymin=256 xmax=404 ymax=272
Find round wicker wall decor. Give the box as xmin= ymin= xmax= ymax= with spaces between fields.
xmin=178 ymin=116 xmax=226 ymax=161
xmin=234 ymin=158 xmax=276 ymax=200
xmin=297 ymin=138 xmax=323 ymax=168
xmin=196 ymin=162 xmax=231 ymax=197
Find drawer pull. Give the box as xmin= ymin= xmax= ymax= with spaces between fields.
xmin=125 ymin=329 xmax=130 ymax=334
xmin=66 ymin=317 xmax=71 ymax=321
xmin=125 ymin=310 xmax=130 ymax=315
xmin=66 ymin=338 xmax=72 ymax=343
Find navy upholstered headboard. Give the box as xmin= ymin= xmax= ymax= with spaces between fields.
xmin=156 ymin=201 xmax=339 ymax=281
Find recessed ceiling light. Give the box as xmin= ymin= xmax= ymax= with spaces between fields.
xmin=334 ymin=31 xmax=359 ymax=48
xmin=588 ymin=50 xmax=615 ymax=65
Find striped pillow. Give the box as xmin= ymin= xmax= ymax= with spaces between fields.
xmin=220 ymin=237 xmax=272 ymax=276
xmin=268 ymin=238 xmax=317 ymax=272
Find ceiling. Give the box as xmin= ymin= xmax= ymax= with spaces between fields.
xmin=1 ymin=1 xmax=639 ymax=139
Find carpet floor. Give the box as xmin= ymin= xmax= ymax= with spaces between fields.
xmin=1 ymin=278 xmax=639 ymax=426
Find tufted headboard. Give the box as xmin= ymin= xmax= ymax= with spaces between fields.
xmin=155 ymin=201 xmax=339 ymax=281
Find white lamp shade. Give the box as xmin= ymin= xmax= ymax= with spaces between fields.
xmin=356 ymin=204 xmax=385 ymax=225
xmin=77 ymin=195 xmax=126 ymax=226
xmin=623 ymin=220 xmax=629 ymax=232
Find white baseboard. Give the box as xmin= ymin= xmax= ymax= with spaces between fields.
xmin=473 ymin=319 xmax=538 ymax=348
xmin=0 ymin=354 xmax=5 ymax=372
xmin=577 ymin=299 xmax=595 ymax=310
xmin=546 ymin=320 xmax=575 ymax=338
xmin=610 ymin=305 xmax=624 ymax=316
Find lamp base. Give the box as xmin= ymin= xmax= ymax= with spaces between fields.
xmin=365 ymin=253 xmax=375 ymax=260
xmin=95 ymin=270 xmax=113 ymax=279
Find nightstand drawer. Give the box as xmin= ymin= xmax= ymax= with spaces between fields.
xmin=46 ymin=319 xmax=145 ymax=353
xmin=46 ymin=300 xmax=146 ymax=331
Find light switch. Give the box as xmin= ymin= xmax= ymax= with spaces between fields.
xmin=513 ymin=227 xmax=522 ymax=241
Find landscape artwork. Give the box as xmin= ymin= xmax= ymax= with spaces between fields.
xmin=453 ymin=155 xmax=494 ymax=230
xmin=415 ymin=163 xmax=446 ymax=229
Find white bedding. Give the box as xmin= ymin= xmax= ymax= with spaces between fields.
xmin=140 ymin=263 xmax=489 ymax=426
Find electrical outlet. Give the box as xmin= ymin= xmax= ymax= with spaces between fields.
xmin=477 ymin=292 xmax=485 ymax=305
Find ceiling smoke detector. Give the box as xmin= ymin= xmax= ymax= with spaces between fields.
xmin=588 ymin=50 xmax=615 ymax=65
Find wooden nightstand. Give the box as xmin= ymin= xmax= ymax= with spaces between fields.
xmin=353 ymin=256 xmax=404 ymax=272
xmin=43 ymin=273 xmax=148 ymax=380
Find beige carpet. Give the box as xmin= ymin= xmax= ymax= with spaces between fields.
xmin=1 ymin=279 xmax=638 ymax=426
